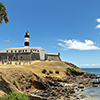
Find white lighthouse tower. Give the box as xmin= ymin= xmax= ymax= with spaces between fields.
xmin=24 ymin=31 xmax=30 ymax=48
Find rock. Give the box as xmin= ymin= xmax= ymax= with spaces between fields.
xmin=28 ymin=94 xmax=48 ymax=100
xmin=68 ymin=90 xmax=75 ymax=93
xmin=0 ymin=90 xmax=7 ymax=97
xmin=92 ymin=84 xmax=98 ymax=87
xmin=50 ymin=90 xmax=58 ymax=96
xmin=80 ymin=95 xmax=85 ymax=99
xmin=78 ymin=85 xmax=84 ymax=88
xmin=93 ymin=81 xmax=100 ymax=84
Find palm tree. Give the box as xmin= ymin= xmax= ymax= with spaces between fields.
xmin=0 ymin=2 xmax=9 ymax=24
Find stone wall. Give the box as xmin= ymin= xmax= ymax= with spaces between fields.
xmin=45 ymin=54 xmax=61 ymax=61
xmin=0 ymin=53 xmax=40 ymax=61
xmin=31 ymin=53 xmax=40 ymax=60
xmin=0 ymin=53 xmax=61 ymax=61
xmin=0 ymin=53 xmax=7 ymax=60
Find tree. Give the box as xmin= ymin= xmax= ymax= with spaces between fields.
xmin=0 ymin=2 xmax=9 ymax=24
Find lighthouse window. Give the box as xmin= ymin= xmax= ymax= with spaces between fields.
xmin=15 ymin=50 xmax=17 ymax=52
xmin=37 ymin=50 xmax=39 ymax=52
xmin=11 ymin=50 xmax=13 ymax=53
xmin=6 ymin=50 xmax=8 ymax=53
xmin=23 ymin=50 xmax=24 ymax=52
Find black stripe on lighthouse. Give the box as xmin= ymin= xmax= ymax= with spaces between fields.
xmin=24 ymin=31 xmax=30 ymax=47
xmin=25 ymin=42 xmax=29 ymax=46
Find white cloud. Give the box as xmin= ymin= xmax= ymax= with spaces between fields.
xmin=53 ymin=46 xmax=56 ymax=48
xmin=58 ymin=39 xmax=100 ymax=50
xmin=96 ymin=18 xmax=100 ymax=23
xmin=96 ymin=24 xmax=100 ymax=28
xmin=79 ymin=64 xmax=100 ymax=67
xmin=96 ymin=18 xmax=100 ymax=28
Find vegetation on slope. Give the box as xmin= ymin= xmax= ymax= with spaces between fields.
xmin=0 ymin=92 xmax=30 ymax=100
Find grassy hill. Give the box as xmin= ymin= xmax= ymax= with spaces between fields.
xmin=0 ymin=61 xmax=85 ymax=97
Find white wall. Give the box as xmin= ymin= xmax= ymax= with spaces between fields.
xmin=39 ymin=50 xmax=46 ymax=60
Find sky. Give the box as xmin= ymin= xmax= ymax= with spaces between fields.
xmin=1 ymin=0 xmax=100 ymax=68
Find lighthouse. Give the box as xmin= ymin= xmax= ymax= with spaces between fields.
xmin=24 ymin=31 xmax=30 ymax=47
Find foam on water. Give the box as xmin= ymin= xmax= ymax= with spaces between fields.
xmin=80 ymin=86 xmax=100 ymax=100
xmin=80 ymin=68 xmax=100 ymax=100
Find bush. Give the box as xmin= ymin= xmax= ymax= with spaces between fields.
xmin=64 ymin=68 xmax=68 ymax=74
xmin=42 ymin=69 xmax=47 ymax=73
xmin=66 ymin=68 xmax=68 ymax=72
xmin=64 ymin=70 xmax=67 ymax=74
xmin=49 ymin=70 xmax=53 ymax=74
xmin=47 ymin=73 xmax=50 ymax=75
xmin=0 ymin=92 xmax=30 ymax=100
xmin=68 ymin=68 xmax=84 ymax=75
xmin=68 ymin=68 xmax=76 ymax=73
xmin=55 ymin=70 xmax=59 ymax=74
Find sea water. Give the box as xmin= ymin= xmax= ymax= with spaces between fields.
xmin=80 ymin=68 xmax=100 ymax=100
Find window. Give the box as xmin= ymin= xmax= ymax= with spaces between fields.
xmin=25 ymin=50 xmax=27 ymax=52
xmin=6 ymin=50 xmax=8 ymax=52
xmin=15 ymin=50 xmax=17 ymax=52
xmin=37 ymin=50 xmax=39 ymax=52
xmin=11 ymin=50 xmax=13 ymax=53
xmin=13 ymin=57 xmax=16 ymax=60
xmin=23 ymin=50 xmax=24 ymax=52
xmin=19 ymin=50 xmax=21 ymax=53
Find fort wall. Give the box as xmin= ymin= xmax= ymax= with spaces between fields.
xmin=0 ymin=53 xmax=61 ymax=61
xmin=45 ymin=54 xmax=61 ymax=61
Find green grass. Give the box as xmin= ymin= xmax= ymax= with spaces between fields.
xmin=0 ymin=92 xmax=30 ymax=100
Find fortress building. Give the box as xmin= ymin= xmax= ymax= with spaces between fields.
xmin=0 ymin=31 xmax=61 ymax=61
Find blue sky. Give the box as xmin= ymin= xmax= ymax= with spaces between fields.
xmin=1 ymin=0 xmax=100 ymax=68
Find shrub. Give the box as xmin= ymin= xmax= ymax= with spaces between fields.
xmin=0 ymin=92 xmax=30 ymax=100
xmin=64 ymin=70 xmax=67 ymax=74
xmin=55 ymin=70 xmax=59 ymax=74
xmin=68 ymin=68 xmax=76 ymax=73
xmin=64 ymin=68 xmax=68 ymax=74
xmin=49 ymin=70 xmax=53 ymax=74
xmin=68 ymin=72 xmax=70 ymax=75
xmin=47 ymin=73 xmax=49 ymax=75
xmin=68 ymin=68 xmax=84 ymax=75
xmin=42 ymin=69 xmax=47 ymax=73
xmin=66 ymin=68 xmax=68 ymax=72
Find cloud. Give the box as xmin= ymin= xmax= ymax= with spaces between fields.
xmin=96 ymin=24 xmax=100 ymax=28
xmin=53 ymin=46 xmax=56 ymax=48
xmin=58 ymin=39 xmax=100 ymax=50
xmin=79 ymin=64 xmax=100 ymax=67
xmin=96 ymin=18 xmax=100 ymax=28
xmin=96 ymin=18 xmax=100 ymax=23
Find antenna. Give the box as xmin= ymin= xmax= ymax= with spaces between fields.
xmin=4 ymin=37 xmax=12 ymax=48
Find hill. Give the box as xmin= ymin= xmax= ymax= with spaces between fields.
xmin=0 ymin=61 xmax=86 ymax=99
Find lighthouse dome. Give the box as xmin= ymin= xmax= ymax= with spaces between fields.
xmin=24 ymin=31 xmax=30 ymax=38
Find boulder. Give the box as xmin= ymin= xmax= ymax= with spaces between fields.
xmin=78 ymin=85 xmax=84 ymax=88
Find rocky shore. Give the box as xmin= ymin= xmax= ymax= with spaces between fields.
xmin=23 ymin=73 xmax=100 ymax=100
xmin=0 ymin=61 xmax=100 ymax=100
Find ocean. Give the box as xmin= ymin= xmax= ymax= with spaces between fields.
xmin=80 ymin=68 xmax=100 ymax=100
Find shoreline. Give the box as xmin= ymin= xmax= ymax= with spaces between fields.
xmin=24 ymin=73 xmax=100 ymax=100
